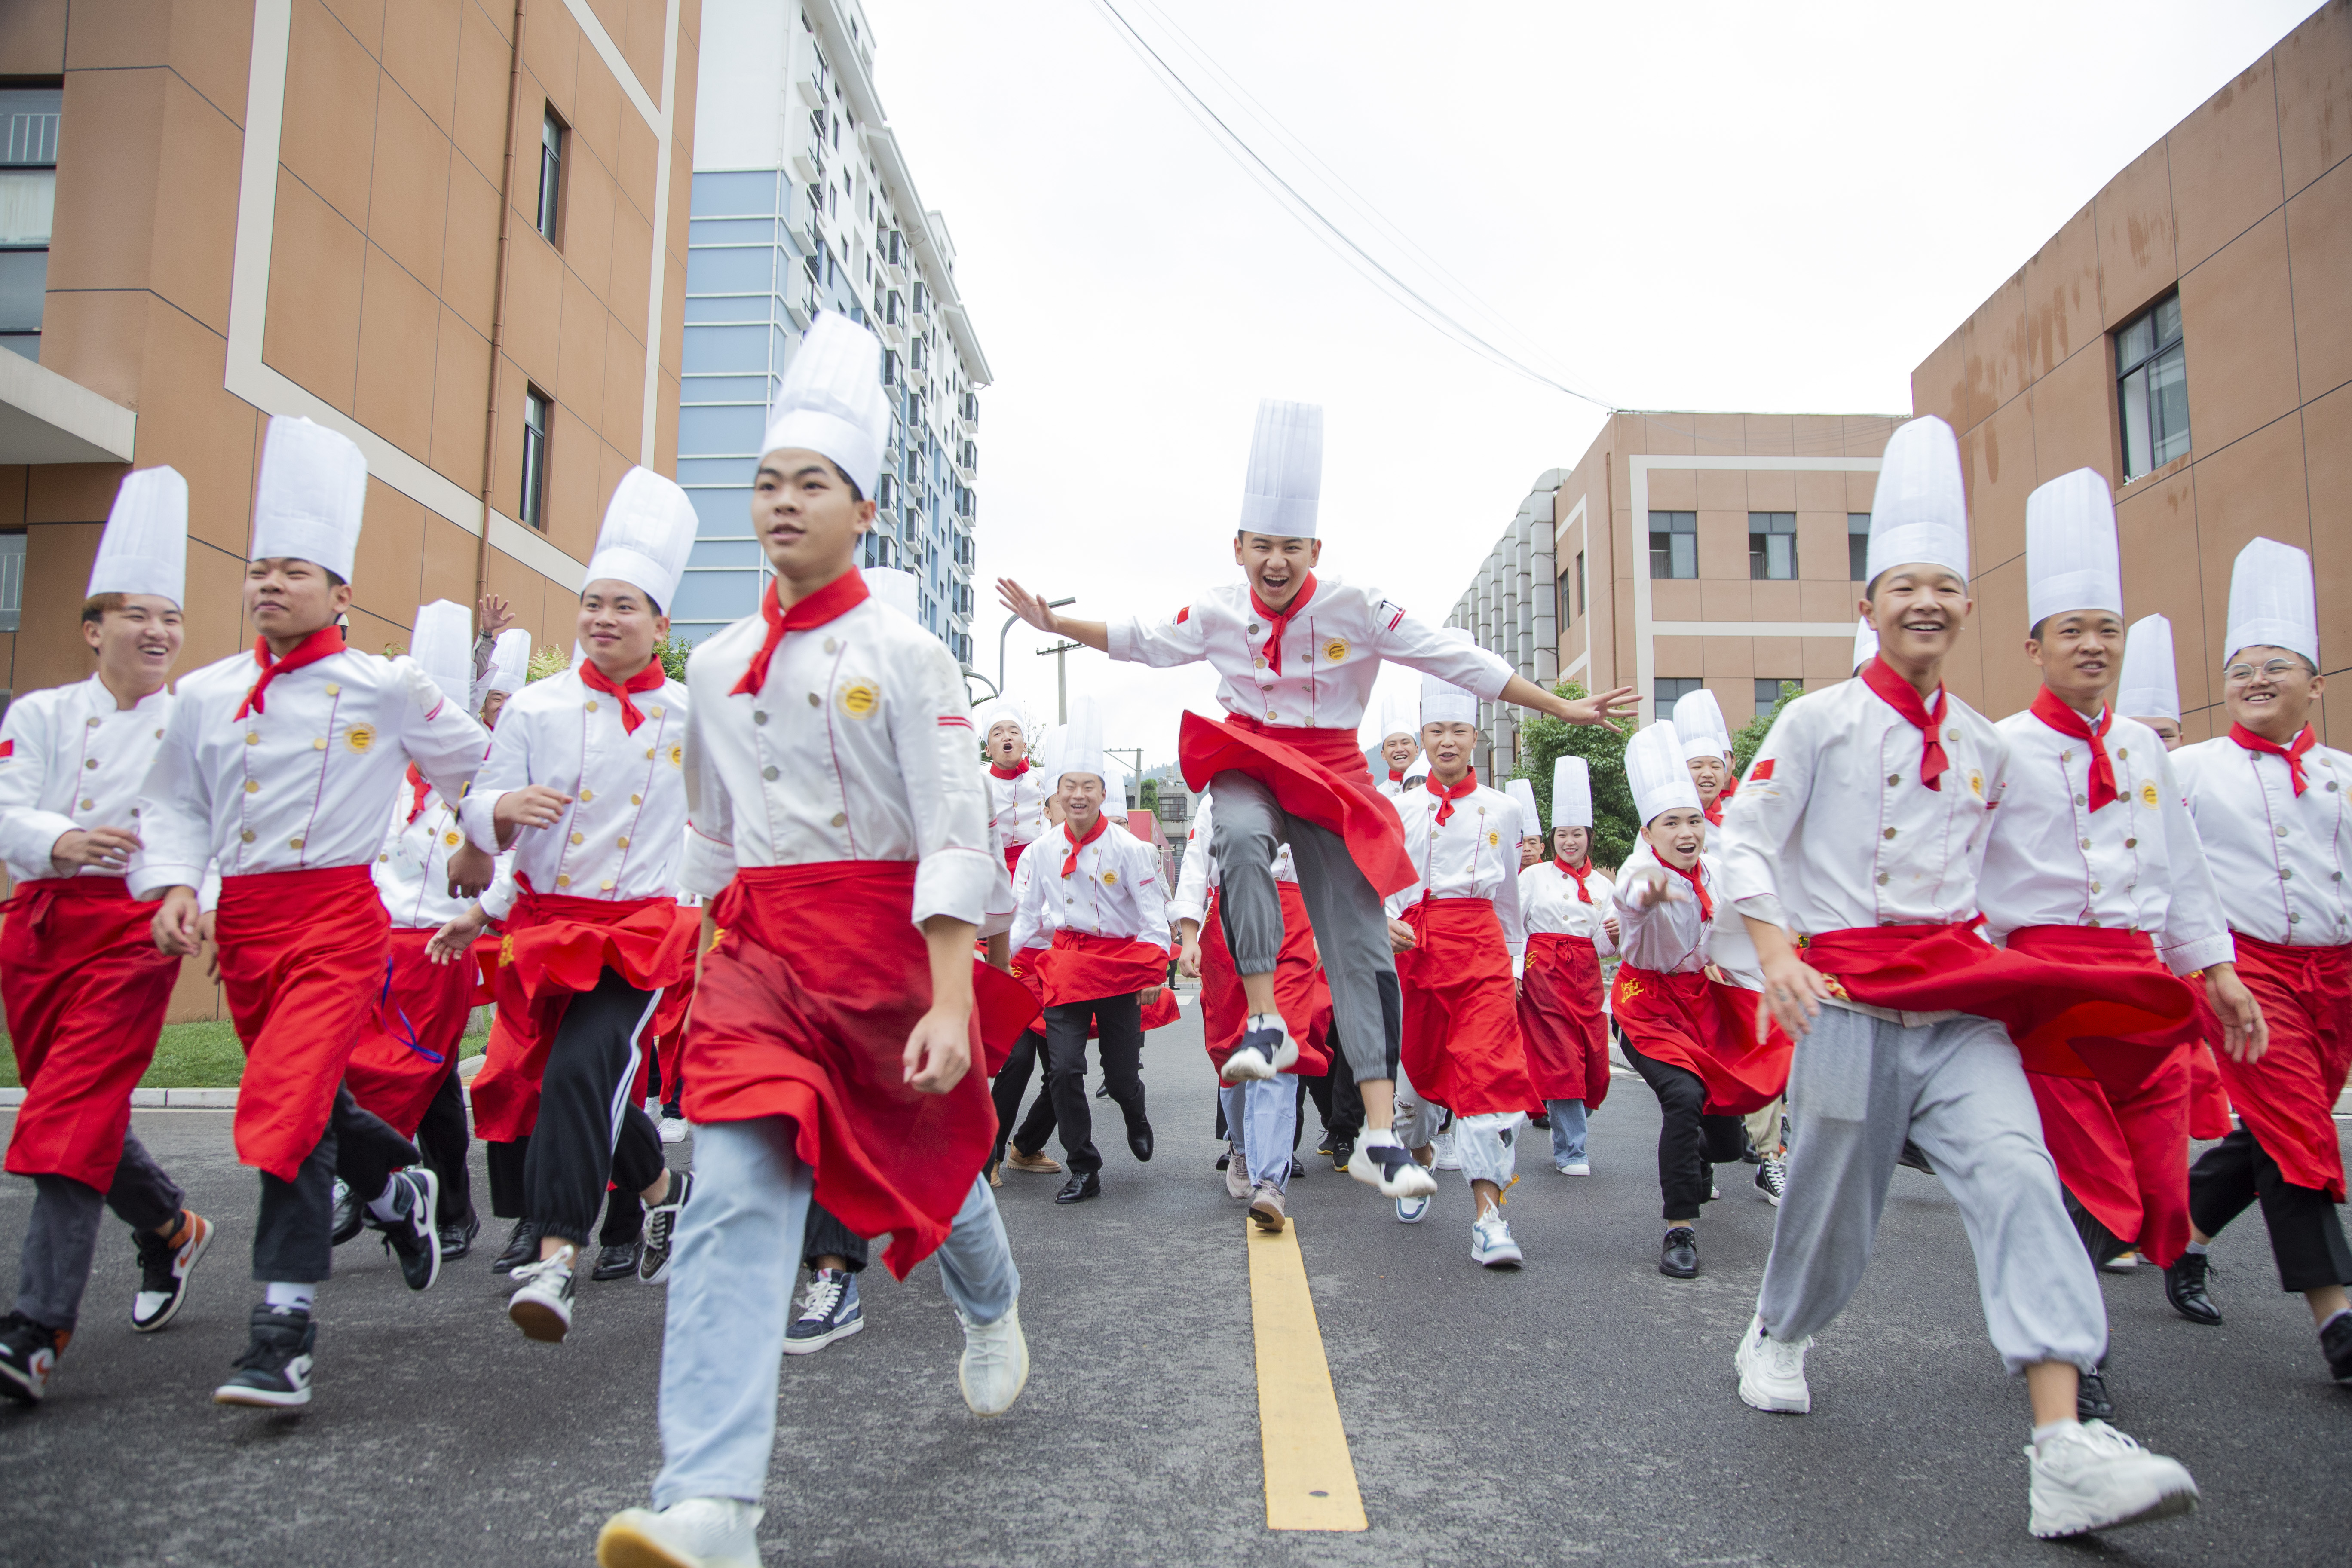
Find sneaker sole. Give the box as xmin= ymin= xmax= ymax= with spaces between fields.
xmin=132 ymin=1217 xmax=214 ymax=1333
xmin=639 ymin=1252 xmax=674 ymax=1287
xmin=1249 ymin=1201 xmax=1286 ymax=1232
xmin=1475 ymin=1247 xmax=1524 ymax=1268
xmin=509 ymin=1296 xmax=572 ymax=1344
xmin=595 ymin=1513 xmax=731 ymax=1568
xmin=1735 ymin=1340 xmax=1811 ymax=1414
xmin=1354 ymin=1163 xmax=1439 ymax=1199
xmin=1395 ymin=1201 xmax=1430 ymax=1225
xmin=1220 ymin=1050 xmax=1275 ymax=1084
xmin=0 ymin=1363 xmax=46 ymax=1403
xmin=782 ymin=1315 xmax=866 ymax=1355
xmin=402 ymin=1170 xmax=443 ymax=1292
xmin=2031 ymin=1483 xmax=2199 ymax=1539
xmin=959 ymin=1337 xmax=1031 ymax=1417
xmin=213 ymin=1381 xmax=311 ymax=1409
xmin=1005 ymin=1156 xmax=1062 ymax=1174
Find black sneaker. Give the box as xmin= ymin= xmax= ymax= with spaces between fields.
xmin=1329 ymin=1136 xmax=1354 ymax=1173
xmin=213 ymin=1304 xmax=316 ymax=1408
xmin=1754 ymin=1158 xmax=1788 ymax=1207
xmin=2076 ymin=1362 xmax=2116 ymax=1422
xmin=0 ymin=1311 xmax=64 ymax=1404
xmin=131 ymin=1209 xmax=214 ymax=1332
xmin=437 ymin=1213 xmax=480 ymax=1262
xmin=1214 ymin=1148 xmax=1230 ymax=1171
xmin=2322 ymin=1311 xmax=2352 ymax=1385
xmin=639 ymin=1170 xmax=692 ymax=1285
xmin=329 ymin=1179 xmax=362 ymax=1246
xmin=375 ymin=1168 xmax=441 ymax=1292
xmin=2164 ymin=1251 xmax=2221 ymax=1326
xmin=492 ymin=1219 xmax=541 ymax=1275
xmin=591 ymin=1239 xmax=643 ymax=1282
xmin=1896 ymin=1140 xmax=1934 ymax=1175
xmin=1289 ymin=1156 xmax=1305 ymax=1179
xmin=1660 ymin=1226 xmax=1699 ymax=1279
xmin=783 ymin=1267 xmax=864 ymax=1355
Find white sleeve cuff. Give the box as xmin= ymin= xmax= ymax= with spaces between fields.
xmin=677 ymin=830 xmax=739 ymax=902
xmin=1730 ymin=892 xmax=1787 ymax=932
xmin=912 ymin=846 xmax=995 ymax=930
xmin=128 ymin=861 xmax=206 ymax=902
xmin=2163 ymin=934 xmax=2235 ymax=977
xmin=1104 ymin=616 xmax=1137 ymax=664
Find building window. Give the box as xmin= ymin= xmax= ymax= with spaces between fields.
xmin=536 ymin=108 xmax=565 ymax=244
xmin=2116 ymin=292 xmax=2188 ymax=481
xmin=0 ymin=532 xmax=23 ymax=630
xmin=0 ymin=86 xmax=62 ymax=362
xmin=1648 ymin=511 xmax=1696 ymax=580
xmin=520 ymin=389 xmax=551 ymax=528
xmin=1574 ymin=550 xmax=1586 ymax=618
xmin=1848 ymin=513 xmax=1871 ymax=580
xmin=1656 ymin=676 xmax=1703 ymax=708
xmin=1755 ymin=677 xmax=1801 ymax=715
xmin=1749 ymin=512 xmax=1796 ymax=580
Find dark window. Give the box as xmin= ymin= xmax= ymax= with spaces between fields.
xmin=1656 ymin=676 xmax=1703 ymax=708
xmin=1575 ymin=550 xmax=1586 ymax=617
xmin=1755 ymin=678 xmax=1801 ymax=714
xmin=521 ymin=389 xmax=551 ymax=528
xmin=0 ymin=86 xmax=62 ymax=361
xmin=1749 ymin=512 xmax=1796 ymax=580
xmin=1848 ymin=513 xmax=1871 ymax=581
xmin=536 ymin=108 xmax=564 ymax=243
xmin=1649 ymin=511 xmax=1696 ymax=579
xmin=2116 ymin=292 xmax=2188 ymax=480
xmin=0 ymin=532 xmax=23 ymax=631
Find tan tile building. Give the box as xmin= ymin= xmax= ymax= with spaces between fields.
xmin=1912 ymin=0 xmax=2352 ymax=740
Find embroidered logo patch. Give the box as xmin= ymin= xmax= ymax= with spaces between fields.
xmin=1488 ymin=830 xmax=1501 ymax=846
xmin=1751 ymin=758 xmax=1775 ymax=782
xmin=667 ymin=743 xmax=684 ymax=767
xmin=1101 ymin=870 xmax=1118 ymax=886
xmin=1968 ymin=770 xmax=1984 ymax=797
xmin=1323 ymin=637 xmax=1349 ymax=663
xmin=345 ymin=724 xmax=376 ymax=753
xmin=1617 ymin=977 xmax=1645 ymax=1002
xmin=707 ymin=925 xmax=728 ymax=953
xmin=498 ymin=933 xmax=515 ymax=968
xmin=837 ymin=680 xmax=879 ymax=719
xmin=443 ymin=830 xmax=462 ymax=847
xmin=2140 ymin=781 xmax=2159 ymax=807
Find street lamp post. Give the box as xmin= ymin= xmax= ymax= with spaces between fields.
xmin=999 ymin=597 xmax=1075 ymax=694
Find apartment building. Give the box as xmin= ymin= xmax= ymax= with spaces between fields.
xmin=678 ymin=0 xmax=988 ymax=663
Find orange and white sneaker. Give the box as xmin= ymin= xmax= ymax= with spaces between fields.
xmin=132 ymin=1209 xmax=214 ymax=1333
xmin=0 ymin=1312 xmax=66 ymax=1403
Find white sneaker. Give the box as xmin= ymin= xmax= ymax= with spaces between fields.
xmin=1394 ymin=1192 xmax=1430 ymax=1224
xmin=1431 ymin=1132 xmax=1461 ymax=1171
xmin=507 ymin=1244 xmax=577 ymax=1343
xmin=1349 ymin=1135 xmax=1438 ymax=1199
xmin=956 ymin=1302 xmax=1030 ymax=1416
xmin=1470 ymin=1212 xmax=1522 ymax=1268
xmin=596 ymin=1496 xmax=763 ymax=1568
xmin=1734 ymin=1313 xmax=1811 ymax=1413
xmin=1556 ymin=1160 xmax=1591 ymax=1177
xmin=658 ymin=1115 xmax=688 ymax=1145
xmin=1223 ymin=1145 xmax=1251 ymax=1200
xmin=2027 ymin=1420 xmax=2199 ymax=1538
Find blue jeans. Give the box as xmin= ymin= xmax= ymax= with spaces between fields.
xmin=1218 ymin=1075 xmax=1297 ymax=1193
xmin=651 ymin=1117 xmax=1019 ymax=1506
xmin=1547 ymin=1098 xmax=1589 ymax=1166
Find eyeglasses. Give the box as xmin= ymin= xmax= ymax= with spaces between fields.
xmin=2224 ymin=660 xmax=2303 ymax=683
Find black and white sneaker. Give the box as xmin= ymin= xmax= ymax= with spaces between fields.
xmin=1346 ymin=1135 xmax=1437 ymax=1199
xmin=213 ymin=1304 xmax=315 ymax=1408
xmin=640 ymin=1170 xmax=693 ymax=1285
xmin=783 ymin=1267 xmax=864 ymax=1355
xmin=1754 ymin=1157 xmax=1787 ymax=1207
xmin=329 ymin=1178 xmax=363 ymax=1246
xmin=0 ymin=1311 xmax=64 ymax=1404
xmin=508 ymin=1246 xmax=577 ymax=1343
xmin=1221 ymin=1020 xmax=1298 ymax=1084
xmin=131 ymin=1209 xmax=214 ymax=1332
xmin=375 ymin=1168 xmax=441 ymax=1292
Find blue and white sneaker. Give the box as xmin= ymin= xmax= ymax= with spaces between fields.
xmin=1395 ymin=1192 xmax=1431 ymax=1224
xmin=783 ymin=1267 xmax=863 ymax=1355
xmin=1220 ymin=1017 xmax=1299 ymax=1083
xmin=1470 ymin=1212 xmax=1522 ymax=1268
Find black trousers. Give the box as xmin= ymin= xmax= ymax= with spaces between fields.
xmin=2189 ymin=1125 xmax=2352 ymax=1292
xmin=803 ymin=1200 xmax=869 ymax=1273
xmin=414 ymin=1066 xmax=475 ymax=1228
xmin=1043 ymin=994 xmax=1147 ymax=1176
xmin=1621 ymin=1036 xmax=1749 ymax=1222
xmin=990 ymin=1028 xmax=1057 ymax=1164
xmin=487 ymin=1137 xmax=530 ymax=1219
xmin=1305 ymin=1046 xmax=1365 ymax=1145
xmin=254 ymin=1087 xmax=419 ymax=1283
xmin=524 ymin=969 xmax=669 ymax=1245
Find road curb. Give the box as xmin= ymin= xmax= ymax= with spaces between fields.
xmin=1 ymin=1052 xmax=490 ymax=1111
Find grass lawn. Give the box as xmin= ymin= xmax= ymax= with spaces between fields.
xmin=1 ymin=1014 xmax=492 ymax=1090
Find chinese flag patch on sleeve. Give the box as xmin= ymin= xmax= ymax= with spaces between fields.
xmin=0 ymin=739 xmax=14 ymax=759
xmin=1750 ymin=757 xmax=1774 ymax=782
xmin=1175 ymin=606 xmax=1190 ymax=624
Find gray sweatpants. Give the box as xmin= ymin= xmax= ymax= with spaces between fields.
xmin=14 ymin=1134 xmax=184 ymax=1331
xmin=1756 ymin=1005 xmax=2106 ymax=1376
xmin=1209 ymin=770 xmax=1400 ymax=1084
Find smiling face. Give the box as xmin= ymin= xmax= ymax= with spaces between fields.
xmin=1420 ymin=720 xmax=1477 ymax=784
xmin=1057 ymin=772 xmax=1106 ymax=835
xmin=1553 ymin=824 xmax=1590 ymax=866
xmin=1862 ymin=565 xmax=1972 ymax=668
xmin=1685 ymin=753 xmax=1727 ymax=805
xmin=82 ymin=594 xmax=184 ymax=694
xmin=1232 ymin=532 xmax=1320 ymax=612
xmin=577 ymin=579 xmax=668 ymax=679
xmin=2027 ymin=609 xmax=2126 ymax=711
xmin=245 ymin=557 xmax=350 ymax=647
xmin=1642 ymin=806 xmax=1706 ymax=869
xmin=1381 ymin=732 xmax=1418 ymax=772
xmin=2222 ymin=644 xmax=2322 ymax=742
xmin=752 ymin=448 xmax=875 ymax=590
xmin=986 ymin=721 xmax=1028 ymax=766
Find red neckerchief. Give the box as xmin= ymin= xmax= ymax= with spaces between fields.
xmin=1387 ymin=768 xmax=1406 ymax=784
xmin=989 ymin=759 xmax=1031 ymax=781
xmin=580 ymin=655 xmax=667 ymax=735
xmin=1663 ymin=856 xmax=1713 ymax=921
xmin=235 ymin=625 xmax=343 ymax=719
xmin=1248 ymin=573 xmax=1318 ymax=677
xmin=2030 ymin=687 xmax=2119 ymax=811
xmin=405 ymin=764 xmax=432 ymax=826
xmin=1556 ymin=857 xmax=1595 ymax=905
xmin=1060 ymin=812 xmax=1109 ymax=878
xmin=2230 ymin=722 xmax=2318 ymax=797
xmin=1425 ymin=772 xmax=1476 ymax=826
xmin=1703 ymin=795 xmax=1724 ymax=827
xmin=731 ymin=569 xmax=870 ymax=697
xmin=1861 ymin=655 xmax=1949 ymax=791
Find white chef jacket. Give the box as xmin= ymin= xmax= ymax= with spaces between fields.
xmin=459 ymin=665 xmax=688 ymax=903
xmin=0 ymin=674 xmax=175 ymax=887
xmin=1376 ymin=769 xmax=1426 ymax=800
xmin=1166 ymin=790 xmax=1297 ymax=928
xmin=2173 ymin=729 xmax=2352 ymax=948
xmin=1008 ymin=818 xmax=1171 ymax=955
xmin=131 ymin=644 xmax=486 ymax=897
xmin=1383 ymin=781 xmax=1526 ymax=959
xmin=1979 ymin=704 xmax=2233 ymax=974
xmin=1519 ymin=858 xmax=1617 ymax=954
xmin=679 ymin=594 xmax=995 ymax=929
xmin=1106 ymin=576 xmax=1511 ymax=731
xmin=986 ymin=762 xmax=1052 ymax=858
xmin=1613 ymin=854 xmax=1718 ymax=976
xmin=376 ymin=772 xmax=507 ymax=930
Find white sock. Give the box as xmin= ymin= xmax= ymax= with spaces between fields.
xmin=364 ymin=1176 xmax=406 ymax=1222
xmin=1362 ymin=1127 xmax=1397 ymax=1146
xmin=2184 ymin=1239 xmax=2209 ymax=1256
xmin=264 ymin=1281 xmax=316 ymax=1313
xmin=2031 ymin=1418 xmax=2081 ymax=1446
xmin=2320 ymin=1308 xmax=2351 ymax=1332
xmin=1244 ymin=1012 xmax=1283 ymax=1038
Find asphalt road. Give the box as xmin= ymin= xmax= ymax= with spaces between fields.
xmin=4 ymin=1003 xmax=2349 ymax=1568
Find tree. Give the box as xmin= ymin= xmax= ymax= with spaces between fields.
xmin=1732 ymin=681 xmax=1804 ymax=776
xmin=1510 ymin=680 xmax=1639 ymax=875
xmin=652 ymin=635 xmax=691 ymax=683
xmin=1139 ymin=776 xmax=1159 ymax=818
xmin=526 ymin=642 xmax=568 ymax=683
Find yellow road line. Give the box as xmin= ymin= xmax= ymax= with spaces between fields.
xmin=1246 ymin=1218 xmax=1368 ymax=1532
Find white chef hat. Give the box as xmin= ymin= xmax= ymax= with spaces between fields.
xmin=865 ymin=566 xmax=920 ymax=622
xmin=764 ymin=312 xmax=891 ymax=500
xmin=2223 ymin=536 xmax=2318 ymax=670
xmin=2117 ymin=613 xmax=2180 ymax=723
xmin=1552 ymin=754 xmax=1593 ymax=830
xmin=1504 ymin=778 xmax=1540 ymax=839
xmin=2024 ymin=468 xmax=2122 ymax=629
xmin=407 ymin=599 xmax=472 ymax=701
xmin=1672 ymin=687 xmax=1733 ymax=762
xmin=1378 ymin=688 xmax=1419 ymax=743
xmin=1057 ymin=695 xmax=1108 ymax=787
xmin=1627 ymin=720 xmax=1703 ymax=826
xmin=585 ymin=466 xmax=697 ymax=616
xmin=1851 ymin=615 xmax=1879 ymax=674
xmin=251 ymin=415 xmax=366 ymax=581
xmin=977 ymin=697 xmax=1031 ymax=742
xmin=1100 ymin=755 xmax=1130 ymax=820
xmin=1863 ymin=415 xmax=1969 ymax=587
xmin=89 ymin=466 xmax=189 ymax=608
xmin=1034 ymin=724 xmax=1064 ymax=782
xmin=486 ymin=627 xmax=533 ymax=697
xmin=1238 ymin=398 xmax=1323 ymax=539
xmin=1421 ymin=626 xmax=1481 ymax=726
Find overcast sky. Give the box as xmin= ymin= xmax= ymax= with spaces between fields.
xmin=858 ymin=0 xmax=2318 ymax=768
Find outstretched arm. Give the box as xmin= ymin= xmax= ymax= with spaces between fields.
xmin=997 ymin=579 xmax=1109 ymax=653
xmin=1500 ymin=673 xmax=1640 ymax=732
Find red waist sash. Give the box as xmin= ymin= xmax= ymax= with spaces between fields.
xmin=1177 ymin=710 xmax=1415 ymax=897
xmin=1033 ymin=927 xmax=1168 ymax=1009
xmin=1517 ymin=931 xmax=1610 ymax=1107
xmin=1611 ymin=962 xmax=1792 ymax=1115
xmin=1396 ymin=897 xmax=1538 ymax=1116
xmin=343 ymin=928 xmax=478 ymax=1137
xmin=1197 ymin=883 xmax=1332 ymax=1074
xmin=2209 ymin=932 xmax=2352 ymax=1198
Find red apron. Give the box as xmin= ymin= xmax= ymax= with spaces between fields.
xmin=0 ymin=877 xmax=181 ymax=1189
xmin=1517 ymin=931 xmax=1611 ymax=1108
xmin=215 ymin=865 xmax=392 ymax=1182
xmin=1197 ymin=885 xmax=1332 ymax=1076
xmin=343 ymin=928 xmax=478 ymax=1138
xmin=2184 ymin=1024 xmax=2236 ymax=1140
xmin=1177 ymin=710 xmax=1416 ymax=897
xmin=1396 ymin=897 xmax=1540 ymax=1116
xmin=2208 ymin=934 xmax=2352 ymax=1199
xmin=1611 ymin=964 xmax=1792 ymax=1116
xmin=683 ymin=862 xmax=997 ymax=1278
xmin=1031 ymin=928 xmax=1168 ymax=1010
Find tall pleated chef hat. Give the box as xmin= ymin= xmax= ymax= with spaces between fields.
xmin=1034 ymin=723 xmax=1064 ymax=782
xmin=1378 ymin=688 xmax=1420 ymax=742
xmin=584 ymin=466 xmax=697 ymax=616
xmin=1672 ymin=687 xmax=1733 ymax=762
xmin=1100 ymin=754 xmax=1130 ymax=820
xmin=763 ymin=311 xmax=891 ymax=500
xmin=407 ymin=599 xmax=472 ymax=703
xmin=977 ymin=697 xmax=1031 ymax=742
xmin=1626 ymin=720 xmax=1702 ymax=826
xmin=1238 ymin=398 xmax=1323 ymax=539
xmin=251 ymin=415 xmax=366 ymax=581
xmin=1851 ymin=615 xmax=1879 ymax=674
xmin=2223 ymin=536 xmax=2318 ymax=670
xmin=1421 ymin=626 xmax=1481 ymax=726
xmin=2117 ymin=613 xmax=2180 ymax=723
xmin=2024 ymin=468 xmax=2122 ymax=629
xmin=1552 ymin=754 xmax=1593 ymax=831
xmin=1057 ymin=694 xmax=1109 ymax=787
xmin=485 ymin=627 xmax=533 ymax=697
xmin=1504 ymin=778 xmax=1540 ymax=838
xmin=1863 ymin=415 xmax=1969 ymax=586
xmin=864 ymin=566 xmax=920 ymax=622
xmin=89 ymin=466 xmax=189 ymax=608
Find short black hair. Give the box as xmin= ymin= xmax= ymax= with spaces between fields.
xmin=81 ymin=593 xmax=127 ymax=624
